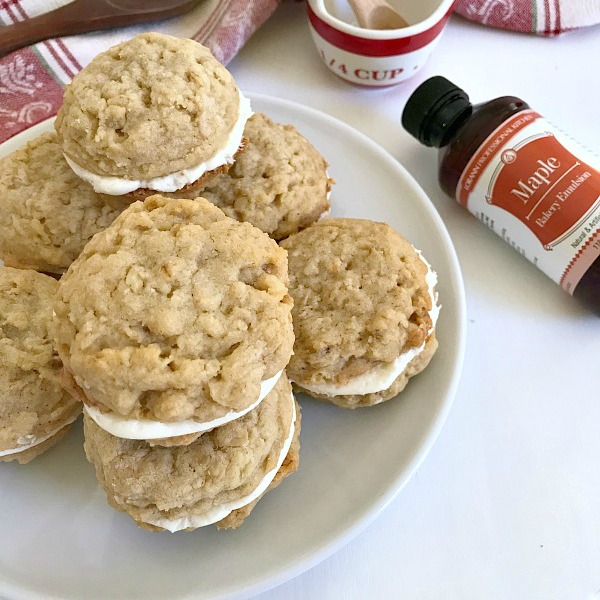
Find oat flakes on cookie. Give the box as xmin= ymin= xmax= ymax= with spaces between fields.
xmin=280 ymin=218 xmax=440 ymax=408
xmin=0 ymin=132 xmax=128 ymax=275
xmin=83 ymin=373 xmax=300 ymax=532
xmin=0 ymin=267 xmax=80 ymax=463
xmin=55 ymin=32 xmax=252 ymax=199
xmin=54 ymin=195 xmax=294 ymax=445
xmin=167 ymin=112 xmax=332 ymax=240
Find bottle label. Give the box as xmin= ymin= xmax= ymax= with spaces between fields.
xmin=456 ymin=109 xmax=600 ymax=294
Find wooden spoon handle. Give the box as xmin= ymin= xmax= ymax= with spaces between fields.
xmin=347 ymin=0 xmax=409 ymax=29
xmin=0 ymin=0 xmax=123 ymax=57
xmin=347 ymin=0 xmax=371 ymax=28
xmin=0 ymin=7 xmax=74 ymax=56
xmin=0 ymin=0 xmax=197 ymax=58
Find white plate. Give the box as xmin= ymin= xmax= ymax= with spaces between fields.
xmin=0 ymin=93 xmax=466 ymax=600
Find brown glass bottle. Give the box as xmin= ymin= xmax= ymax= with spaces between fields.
xmin=402 ymin=76 xmax=600 ymax=314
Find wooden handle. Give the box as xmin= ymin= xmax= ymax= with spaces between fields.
xmin=0 ymin=6 xmax=74 ymax=56
xmin=0 ymin=0 xmax=199 ymax=58
xmin=347 ymin=0 xmax=409 ymax=29
xmin=347 ymin=0 xmax=371 ymax=28
xmin=0 ymin=1 xmax=112 ymax=57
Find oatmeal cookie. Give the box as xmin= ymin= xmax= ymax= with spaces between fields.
xmin=54 ymin=195 xmax=294 ymax=428
xmin=168 ymin=113 xmax=331 ymax=240
xmin=0 ymin=132 xmax=127 ymax=274
xmin=55 ymin=33 xmax=249 ymax=193
xmin=280 ymin=218 xmax=440 ymax=408
xmin=0 ymin=267 xmax=80 ymax=463
xmin=83 ymin=374 xmax=300 ymax=531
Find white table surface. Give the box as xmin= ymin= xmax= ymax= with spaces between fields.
xmin=228 ymin=4 xmax=600 ymax=599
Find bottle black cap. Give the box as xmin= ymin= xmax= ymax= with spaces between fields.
xmin=402 ymin=76 xmax=472 ymax=148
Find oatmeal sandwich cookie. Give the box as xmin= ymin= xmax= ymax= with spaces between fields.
xmin=0 ymin=267 xmax=80 ymax=464
xmin=0 ymin=132 xmax=128 ymax=275
xmin=168 ymin=112 xmax=332 ymax=240
xmin=55 ymin=32 xmax=252 ymax=199
xmin=83 ymin=374 xmax=300 ymax=531
xmin=54 ymin=195 xmax=294 ymax=445
xmin=280 ymin=219 xmax=440 ymax=408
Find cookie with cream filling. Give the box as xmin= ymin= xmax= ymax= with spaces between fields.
xmin=55 ymin=32 xmax=252 ymax=198
xmin=166 ymin=113 xmax=332 ymax=240
xmin=280 ymin=218 xmax=440 ymax=408
xmin=0 ymin=267 xmax=80 ymax=463
xmin=54 ymin=196 xmax=294 ymax=444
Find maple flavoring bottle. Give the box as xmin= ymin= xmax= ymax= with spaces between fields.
xmin=402 ymin=76 xmax=600 ymax=314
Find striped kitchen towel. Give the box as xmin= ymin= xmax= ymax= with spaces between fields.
xmin=0 ymin=0 xmax=279 ymax=144
xmin=454 ymin=0 xmax=600 ymax=35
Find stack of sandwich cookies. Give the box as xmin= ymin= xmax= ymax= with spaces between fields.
xmin=83 ymin=374 xmax=300 ymax=531
xmin=281 ymin=218 xmax=440 ymax=408
xmin=55 ymin=32 xmax=252 ymax=201
xmin=53 ymin=195 xmax=300 ymax=530
xmin=168 ymin=112 xmax=332 ymax=240
xmin=35 ymin=32 xmax=305 ymax=531
xmin=54 ymin=195 xmax=294 ymax=448
xmin=0 ymin=267 xmax=80 ymax=463
xmin=0 ymin=132 xmax=128 ymax=275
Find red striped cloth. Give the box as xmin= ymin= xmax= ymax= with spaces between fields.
xmin=0 ymin=0 xmax=279 ymax=144
xmin=454 ymin=0 xmax=600 ymax=35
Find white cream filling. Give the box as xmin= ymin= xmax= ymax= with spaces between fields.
xmin=298 ymin=248 xmax=440 ymax=396
xmin=0 ymin=413 xmax=79 ymax=457
xmin=144 ymin=391 xmax=296 ymax=532
xmin=65 ymin=90 xmax=253 ymax=195
xmin=84 ymin=370 xmax=283 ymax=440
